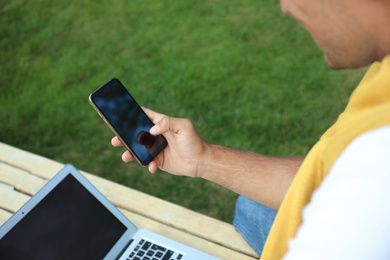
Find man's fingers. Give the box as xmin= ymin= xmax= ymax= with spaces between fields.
xmin=143 ymin=107 xmax=191 ymax=135
xmin=151 ymin=116 xmax=193 ymax=136
xmin=111 ymin=136 xmax=123 ymax=147
xmin=148 ymin=161 xmax=158 ymax=173
xmin=122 ymin=150 xmax=134 ymax=162
xmin=142 ymin=107 xmax=165 ymax=124
xmin=143 ymin=107 xmax=171 ymax=135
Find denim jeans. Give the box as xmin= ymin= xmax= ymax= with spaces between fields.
xmin=233 ymin=195 xmax=277 ymax=256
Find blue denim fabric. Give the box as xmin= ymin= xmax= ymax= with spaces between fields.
xmin=233 ymin=195 xmax=277 ymax=256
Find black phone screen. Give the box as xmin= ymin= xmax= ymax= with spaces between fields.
xmin=90 ymin=78 xmax=167 ymax=165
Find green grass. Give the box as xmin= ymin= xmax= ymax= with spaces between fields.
xmin=0 ymin=0 xmax=366 ymax=222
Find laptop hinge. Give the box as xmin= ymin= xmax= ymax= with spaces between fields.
xmin=115 ymin=239 xmax=134 ymax=260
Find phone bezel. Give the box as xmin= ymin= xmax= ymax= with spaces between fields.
xmin=88 ymin=78 xmax=167 ymax=166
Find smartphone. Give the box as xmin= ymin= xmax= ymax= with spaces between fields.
xmin=89 ymin=78 xmax=167 ymax=166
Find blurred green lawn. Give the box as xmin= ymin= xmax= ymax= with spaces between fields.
xmin=0 ymin=0 xmax=366 ymax=222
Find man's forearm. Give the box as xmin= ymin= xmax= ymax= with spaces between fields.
xmin=199 ymin=144 xmax=303 ymax=210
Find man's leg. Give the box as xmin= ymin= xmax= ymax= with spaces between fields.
xmin=233 ymin=195 xmax=277 ymax=256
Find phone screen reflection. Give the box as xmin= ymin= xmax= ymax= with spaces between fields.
xmin=93 ymin=81 xmax=166 ymax=165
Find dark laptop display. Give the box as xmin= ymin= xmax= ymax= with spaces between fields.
xmin=0 ymin=164 xmax=220 ymax=260
xmin=0 ymin=174 xmax=127 ymax=259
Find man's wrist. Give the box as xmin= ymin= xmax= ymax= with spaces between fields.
xmin=195 ymin=142 xmax=214 ymax=179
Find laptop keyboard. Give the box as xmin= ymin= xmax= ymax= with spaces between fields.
xmin=127 ymin=239 xmax=184 ymax=260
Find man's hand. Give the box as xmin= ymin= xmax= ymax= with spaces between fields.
xmin=111 ymin=107 xmax=209 ymax=176
xmin=112 ymin=107 xmax=302 ymax=210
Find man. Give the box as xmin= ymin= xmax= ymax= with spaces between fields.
xmin=112 ymin=0 xmax=390 ymax=258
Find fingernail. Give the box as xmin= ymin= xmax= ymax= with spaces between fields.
xmin=150 ymin=125 xmax=159 ymax=135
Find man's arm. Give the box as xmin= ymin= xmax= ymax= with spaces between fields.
xmin=200 ymin=145 xmax=302 ymax=210
xmin=112 ymin=107 xmax=303 ymax=210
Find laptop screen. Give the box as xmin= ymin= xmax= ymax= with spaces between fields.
xmin=0 ymin=174 xmax=127 ymax=259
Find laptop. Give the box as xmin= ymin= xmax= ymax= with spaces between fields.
xmin=0 ymin=164 xmax=220 ymax=260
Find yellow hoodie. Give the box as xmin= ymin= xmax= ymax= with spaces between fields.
xmin=261 ymin=55 xmax=390 ymax=260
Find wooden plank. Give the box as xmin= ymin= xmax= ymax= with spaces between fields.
xmin=0 ymin=142 xmax=257 ymax=258
xmin=0 ymin=142 xmax=63 ymax=180
xmin=0 ymin=182 xmax=13 ymax=190
xmin=85 ymin=173 xmax=257 ymax=257
xmin=0 ymin=162 xmax=47 ymax=195
xmin=0 ymin=208 xmax=12 ymax=226
xmin=0 ymin=185 xmax=31 ymax=213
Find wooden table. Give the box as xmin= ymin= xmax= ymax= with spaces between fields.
xmin=0 ymin=142 xmax=258 ymax=259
